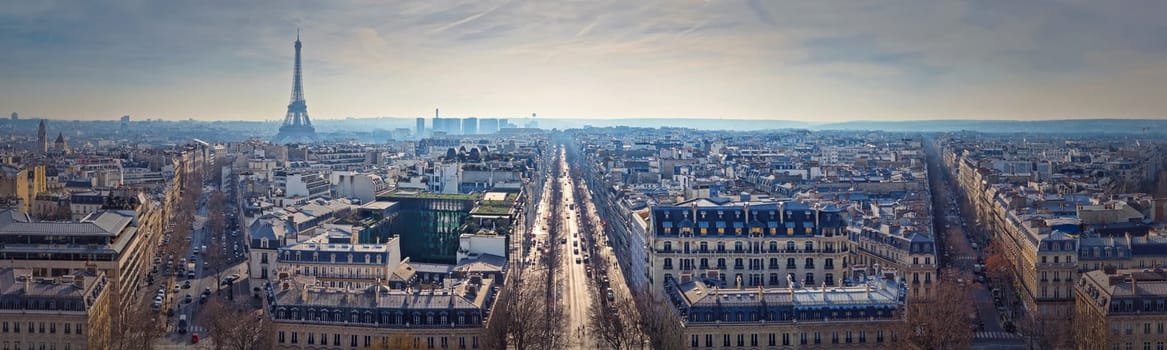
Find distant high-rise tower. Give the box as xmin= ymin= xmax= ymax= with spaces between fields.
xmin=462 ymin=117 xmax=478 ymax=135
xmin=9 ymin=112 xmax=17 ymax=121
xmin=274 ymin=30 xmax=317 ymax=143
xmin=415 ymin=117 xmax=426 ymax=139
xmin=37 ymin=120 xmax=47 ymax=154
xmin=479 ymin=118 xmax=499 ymax=134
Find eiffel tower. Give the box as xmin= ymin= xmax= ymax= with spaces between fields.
xmin=274 ymin=30 xmax=317 ymax=143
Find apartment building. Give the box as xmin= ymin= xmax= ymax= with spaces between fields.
xmin=0 ymin=268 xmax=113 ymax=350
xmin=1075 ymin=268 xmax=1167 ymax=350
xmin=268 ymin=275 xmax=494 ymax=350
xmin=668 ymin=275 xmax=906 ymax=349
xmin=275 ymin=237 xmax=402 ymax=290
xmin=648 ymin=198 xmax=849 ymax=290
xmin=0 ymin=206 xmax=159 ymax=313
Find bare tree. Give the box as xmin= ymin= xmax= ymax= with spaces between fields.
xmin=984 ymin=239 xmax=1014 ymax=286
xmin=488 ymin=272 xmax=558 ymax=350
xmin=897 ymin=268 xmax=976 ymax=350
xmin=1021 ymin=312 xmax=1074 ymax=350
xmin=588 ymin=295 xmax=631 ymax=350
xmin=198 ymin=298 xmax=272 ymax=350
xmin=110 ymin=305 xmax=165 ymax=350
xmin=632 ymin=285 xmax=684 ymax=350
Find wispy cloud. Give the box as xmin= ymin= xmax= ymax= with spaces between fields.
xmin=1 ymin=1 xmax=1166 ymax=121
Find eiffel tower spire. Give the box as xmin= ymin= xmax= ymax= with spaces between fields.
xmin=275 ymin=29 xmax=317 ymax=143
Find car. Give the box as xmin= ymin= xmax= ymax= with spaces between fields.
xmin=172 ymin=285 xmax=181 ymax=293
xmin=178 ymin=315 xmax=188 ymax=334
xmin=182 ymin=280 xmax=191 ymax=289
xmin=203 ymin=287 xmax=212 ymax=296
xmin=191 ymin=333 xmax=200 ymax=344
xmin=199 ymin=294 xmax=208 ymax=304
xmin=184 ymin=294 xmax=192 ymax=303
xmin=187 ymin=271 xmax=196 ymax=279
xmin=575 ymin=258 xmax=581 ymax=264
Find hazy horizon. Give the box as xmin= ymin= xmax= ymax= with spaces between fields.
xmin=3 ymin=2 xmax=1167 ymax=122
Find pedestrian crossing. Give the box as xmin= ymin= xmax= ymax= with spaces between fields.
xmin=975 ymin=331 xmax=1018 ymax=339
xmin=165 ymin=324 xmax=205 ymax=333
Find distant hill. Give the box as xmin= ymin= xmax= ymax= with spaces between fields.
xmin=813 ymin=119 xmax=1167 ymax=135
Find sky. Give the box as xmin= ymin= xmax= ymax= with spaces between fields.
xmin=2 ymin=1 xmax=1167 ymax=122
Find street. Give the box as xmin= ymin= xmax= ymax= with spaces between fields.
xmin=925 ymin=137 xmax=1025 ymax=349
xmin=149 ymin=184 xmax=252 ymax=347
xmin=553 ymin=147 xmax=597 ymax=349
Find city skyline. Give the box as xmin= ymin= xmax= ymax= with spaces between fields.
xmin=3 ymin=2 xmax=1167 ymax=122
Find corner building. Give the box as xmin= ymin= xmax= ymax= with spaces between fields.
xmin=1075 ymin=268 xmax=1167 ymax=350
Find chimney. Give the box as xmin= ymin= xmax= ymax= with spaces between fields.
xmin=1131 ymin=274 xmax=1138 ymax=296
xmin=301 ymin=284 xmax=309 ymax=302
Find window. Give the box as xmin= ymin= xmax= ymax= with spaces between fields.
xmin=831 ymin=331 xmax=839 ymax=344
xmin=291 ymin=332 xmax=298 ymax=344
xmin=691 ymin=335 xmax=699 ymax=347
xmin=663 ymin=258 xmax=673 ymax=270
xmin=705 ymin=335 xmax=713 ymax=347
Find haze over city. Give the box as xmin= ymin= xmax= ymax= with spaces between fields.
xmin=3 ymin=1 xmax=1167 ymax=122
